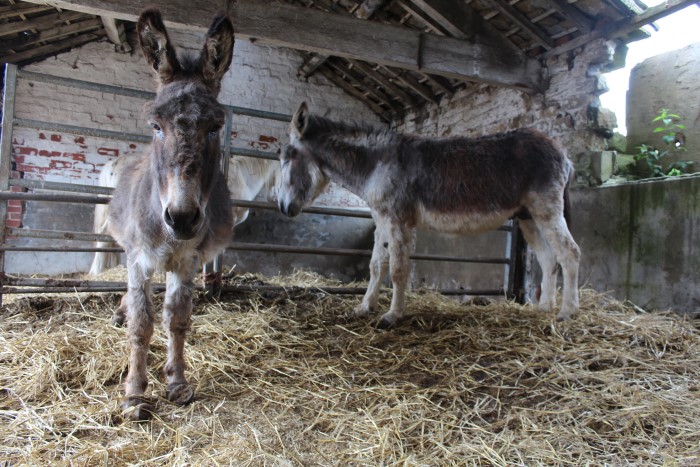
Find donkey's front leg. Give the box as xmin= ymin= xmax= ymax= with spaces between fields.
xmin=162 ymin=270 xmax=196 ymax=405
xmin=122 ymin=261 xmax=155 ymax=421
xmin=377 ymin=223 xmax=411 ymax=329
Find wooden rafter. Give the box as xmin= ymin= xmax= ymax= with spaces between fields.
xmin=0 ymin=17 xmax=102 ymax=49
xmin=483 ymin=0 xmax=555 ymax=50
xmin=21 ymin=0 xmax=543 ymax=90
xmin=0 ymin=11 xmax=88 ymax=37
xmin=1 ymin=30 xmax=106 ymax=63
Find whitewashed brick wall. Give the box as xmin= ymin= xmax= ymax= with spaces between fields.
xmin=7 ymin=28 xmax=380 ymax=274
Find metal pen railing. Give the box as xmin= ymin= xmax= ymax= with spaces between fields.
xmin=0 ymin=64 xmax=520 ymax=302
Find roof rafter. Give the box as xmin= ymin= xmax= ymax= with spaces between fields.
xmin=22 ymin=0 xmax=544 ymax=91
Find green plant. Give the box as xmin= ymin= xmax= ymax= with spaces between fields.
xmin=634 ymin=108 xmax=693 ymax=177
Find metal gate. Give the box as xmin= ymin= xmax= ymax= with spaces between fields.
xmin=0 ymin=63 xmax=524 ymax=304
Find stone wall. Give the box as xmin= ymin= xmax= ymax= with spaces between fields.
xmin=626 ymin=41 xmax=700 ymax=171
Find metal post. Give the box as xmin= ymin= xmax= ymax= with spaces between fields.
xmin=0 ymin=64 xmax=19 ymax=306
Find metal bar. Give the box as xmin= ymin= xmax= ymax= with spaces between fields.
xmin=229 ymin=241 xmax=509 ymax=264
xmin=1 ymin=276 xmax=504 ymax=296
xmin=5 ymin=229 xmax=508 ymax=265
xmin=9 ymin=178 xmax=113 ymax=195
xmin=17 ymin=70 xmax=292 ymax=122
xmin=0 ymin=192 xmax=109 ymax=204
xmin=0 ymin=63 xmax=19 ymax=307
xmin=0 ymin=246 xmax=120 ymax=252
xmin=14 ymin=117 xmax=152 ymax=143
xmin=6 ymin=228 xmax=111 ymax=243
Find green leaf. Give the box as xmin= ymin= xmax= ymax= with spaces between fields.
xmin=653 ymin=127 xmax=665 ymax=133
xmin=677 ymin=124 xmax=686 ymax=130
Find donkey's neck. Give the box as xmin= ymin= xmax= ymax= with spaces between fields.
xmin=305 ymin=116 xmax=391 ymax=195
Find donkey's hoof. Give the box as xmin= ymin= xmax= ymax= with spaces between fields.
xmin=166 ymin=383 xmax=195 ymax=405
xmin=556 ymin=309 xmax=576 ymax=322
xmin=348 ymin=304 xmax=373 ymax=318
xmin=111 ymin=313 xmax=126 ymax=327
xmin=122 ymin=397 xmax=155 ymax=421
xmin=377 ymin=313 xmax=398 ymax=330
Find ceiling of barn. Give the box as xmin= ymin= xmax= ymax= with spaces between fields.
xmin=1 ymin=0 xmax=695 ymax=121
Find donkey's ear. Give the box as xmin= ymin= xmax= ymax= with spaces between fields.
xmin=137 ymin=8 xmax=180 ymax=84
xmin=201 ymin=14 xmax=234 ymax=91
xmin=291 ymin=102 xmax=310 ymax=138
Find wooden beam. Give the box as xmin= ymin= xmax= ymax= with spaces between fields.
xmin=0 ymin=18 xmax=102 ymax=49
xmin=408 ymin=0 xmax=520 ymax=52
xmin=348 ymin=59 xmax=416 ymax=105
xmin=22 ymin=0 xmax=543 ymax=91
xmin=0 ymin=11 xmax=88 ymax=37
xmin=382 ymin=66 xmax=439 ymax=104
xmin=326 ymin=58 xmax=404 ymax=113
xmin=542 ymin=0 xmax=594 ymax=33
xmin=0 ymin=3 xmax=54 ymax=19
xmin=483 ymin=0 xmax=555 ymax=50
xmin=1 ymin=31 xmax=106 ymax=64
xmin=317 ymin=66 xmax=392 ymax=122
xmin=545 ymin=0 xmax=697 ymax=58
xmin=100 ymin=16 xmax=131 ymax=51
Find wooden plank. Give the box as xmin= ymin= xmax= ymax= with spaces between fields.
xmin=326 ymin=58 xmax=404 ymax=113
xmin=0 ymin=3 xmax=54 ymax=19
xmin=0 ymin=18 xmax=102 ymax=49
xmin=22 ymin=0 xmax=543 ymax=90
xmin=483 ymin=0 xmax=555 ymax=50
xmin=542 ymin=0 xmax=594 ymax=33
xmin=318 ymin=66 xmax=392 ymax=121
xmin=0 ymin=11 xmax=88 ymax=37
xmin=384 ymin=66 xmax=439 ymax=104
xmin=1 ymin=31 xmax=106 ymax=63
xmin=408 ymin=0 xmax=520 ymax=52
xmin=545 ymin=0 xmax=697 ymax=58
xmin=348 ymin=60 xmax=416 ymax=105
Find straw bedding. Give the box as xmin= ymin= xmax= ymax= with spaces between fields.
xmin=1 ymin=268 xmax=699 ymax=465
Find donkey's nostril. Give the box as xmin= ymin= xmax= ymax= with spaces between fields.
xmin=164 ymin=208 xmax=175 ymax=227
xmin=164 ymin=207 xmax=201 ymax=238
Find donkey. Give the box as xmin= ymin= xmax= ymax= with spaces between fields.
xmin=89 ymin=156 xmax=279 ymax=275
xmin=278 ymin=102 xmax=580 ymax=329
xmin=107 ymin=9 xmax=234 ymax=420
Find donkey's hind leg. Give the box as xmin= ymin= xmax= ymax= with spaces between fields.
xmin=111 ymin=292 xmax=129 ymax=327
xmin=377 ymin=222 xmax=411 ymax=329
xmin=531 ymin=211 xmax=580 ymax=321
xmin=351 ymin=218 xmax=390 ymax=318
xmin=518 ymin=219 xmax=558 ymax=312
xmin=162 ymin=269 xmax=197 ymax=405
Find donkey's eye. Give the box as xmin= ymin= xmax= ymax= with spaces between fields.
xmin=151 ymin=123 xmax=161 ymax=132
xmin=208 ymin=130 xmax=219 ymax=138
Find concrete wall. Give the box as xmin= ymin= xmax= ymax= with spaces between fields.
xmin=6 ymin=29 xmax=379 ymax=277
xmin=570 ymin=175 xmax=699 ymax=316
xmin=626 ymin=42 xmax=700 ymax=170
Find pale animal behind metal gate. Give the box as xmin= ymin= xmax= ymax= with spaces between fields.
xmin=89 ymin=155 xmax=279 ymax=275
xmin=106 ymin=8 xmax=235 ymax=421
xmin=278 ymin=102 xmax=581 ymax=329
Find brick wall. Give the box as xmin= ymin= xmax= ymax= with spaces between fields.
xmin=6 ymin=29 xmax=380 ymax=274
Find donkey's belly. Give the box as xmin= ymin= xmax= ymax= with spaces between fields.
xmin=417 ymin=205 xmax=516 ymax=235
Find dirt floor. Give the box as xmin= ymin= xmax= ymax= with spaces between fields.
xmin=1 ymin=269 xmax=699 ymax=465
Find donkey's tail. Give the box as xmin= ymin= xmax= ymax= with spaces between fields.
xmin=563 ymin=164 xmax=574 ymax=228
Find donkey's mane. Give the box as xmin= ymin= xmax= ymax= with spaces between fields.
xmin=305 ymin=115 xmax=391 ymax=142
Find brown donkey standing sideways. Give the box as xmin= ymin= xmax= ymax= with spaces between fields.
xmin=278 ymin=102 xmax=580 ymax=329
xmin=108 ymin=9 xmax=234 ymax=420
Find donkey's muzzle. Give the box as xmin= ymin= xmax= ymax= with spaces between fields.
xmin=279 ymin=199 xmax=301 ymax=218
xmin=164 ymin=206 xmax=201 ymax=239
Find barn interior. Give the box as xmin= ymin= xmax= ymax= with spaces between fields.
xmin=1 ymin=0 xmax=699 ymax=464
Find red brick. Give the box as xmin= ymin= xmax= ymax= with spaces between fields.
xmin=50 ymin=134 xmax=62 ymax=142
xmin=97 ymin=148 xmax=120 ymax=157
